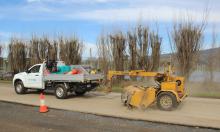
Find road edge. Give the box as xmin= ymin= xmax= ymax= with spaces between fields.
xmin=0 ymin=100 xmax=219 ymax=130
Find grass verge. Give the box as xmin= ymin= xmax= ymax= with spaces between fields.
xmin=0 ymin=80 xmax=12 ymax=84
xmin=191 ymin=93 xmax=220 ymax=99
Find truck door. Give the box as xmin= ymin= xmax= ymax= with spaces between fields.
xmin=26 ymin=65 xmax=43 ymax=88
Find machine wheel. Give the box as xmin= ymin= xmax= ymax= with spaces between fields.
xmin=14 ymin=81 xmax=27 ymax=94
xmin=121 ymin=91 xmax=133 ymax=109
xmin=157 ymin=92 xmax=177 ymax=111
xmin=55 ymin=84 xmax=68 ymax=99
xmin=121 ymin=91 xmax=128 ymax=106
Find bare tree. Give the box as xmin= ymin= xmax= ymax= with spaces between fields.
xmin=59 ymin=37 xmax=83 ymax=65
xmin=136 ymin=25 xmax=150 ymax=70
xmin=127 ymin=25 xmax=162 ymax=71
xmin=171 ymin=21 xmax=205 ymax=79
xmin=127 ymin=31 xmax=137 ymax=70
xmin=0 ymin=44 xmax=3 ymax=70
xmin=97 ymin=34 xmax=112 ymax=81
xmin=0 ymin=45 xmax=3 ymax=55
xmin=149 ymin=31 xmax=162 ymax=71
xmin=6 ymin=35 xmax=82 ymax=73
xmin=8 ymin=38 xmax=27 ymax=73
xmin=109 ymin=32 xmax=126 ymax=71
xmin=42 ymin=37 xmax=58 ymax=60
xmin=29 ymin=36 xmax=41 ymax=65
xmin=28 ymin=36 xmax=58 ymax=66
xmin=0 ymin=45 xmax=2 ymax=56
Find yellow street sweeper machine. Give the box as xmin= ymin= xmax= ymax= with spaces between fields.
xmin=107 ymin=63 xmax=187 ymax=111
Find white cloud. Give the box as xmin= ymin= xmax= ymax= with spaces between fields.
xmin=71 ymin=6 xmax=220 ymax=23
xmin=0 ymin=0 xmax=218 ymax=24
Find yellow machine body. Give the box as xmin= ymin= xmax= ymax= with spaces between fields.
xmin=108 ymin=63 xmax=187 ymax=110
xmin=132 ymin=87 xmax=156 ymax=108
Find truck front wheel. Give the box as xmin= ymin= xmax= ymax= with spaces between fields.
xmin=55 ymin=84 xmax=68 ymax=99
xmin=15 ymin=81 xmax=27 ymax=94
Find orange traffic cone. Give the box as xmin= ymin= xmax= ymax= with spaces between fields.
xmin=39 ymin=93 xmax=49 ymax=113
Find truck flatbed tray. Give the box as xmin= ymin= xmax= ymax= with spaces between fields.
xmin=43 ymin=74 xmax=103 ymax=82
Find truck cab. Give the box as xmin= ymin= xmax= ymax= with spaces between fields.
xmin=13 ymin=64 xmax=43 ymax=89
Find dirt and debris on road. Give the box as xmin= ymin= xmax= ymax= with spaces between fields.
xmin=0 ymin=101 xmax=218 ymax=132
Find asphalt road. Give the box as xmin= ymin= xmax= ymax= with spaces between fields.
xmin=1 ymin=82 xmax=220 ymax=129
xmin=0 ymin=101 xmax=218 ymax=132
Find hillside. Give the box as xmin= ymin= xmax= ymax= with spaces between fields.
xmin=161 ymin=47 xmax=220 ymax=66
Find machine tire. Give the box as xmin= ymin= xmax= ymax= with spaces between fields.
xmin=123 ymin=92 xmax=133 ymax=109
xmin=121 ymin=91 xmax=128 ymax=106
xmin=14 ymin=81 xmax=27 ymax=94
xmin=55 ymin=84 xmax=68 ymax=99
xmin=157 ymin=92 xmax=177 ymax=111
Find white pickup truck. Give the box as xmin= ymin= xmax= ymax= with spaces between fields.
xmin=13 ymin=61 xmax=103 ymax=99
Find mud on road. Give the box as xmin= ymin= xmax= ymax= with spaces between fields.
xmin=0 ymin=101 xmax=219 ymax=132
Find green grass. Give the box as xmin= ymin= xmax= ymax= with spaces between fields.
xmin=0 ymin=80 xmax=12 ymax=84
xmin=111 ymin=86 xmax=123 ymax=93
xmin=191 ymin=93 xmax=220 ymax=99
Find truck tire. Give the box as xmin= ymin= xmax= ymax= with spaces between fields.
xmin=54 ymin=84 xmax=68 ymax=99
xmin=74 ymin=84 xmax=87 ymax=96
xmin=75 ymin=90 xmax=86 ymax=96
xmin=37 ymin=89 xmax=44 ymax=93
xmin=14 ymin=81 xmax=27 ymax=94
xmin=157 ymin=92 xmax=177 ymax=111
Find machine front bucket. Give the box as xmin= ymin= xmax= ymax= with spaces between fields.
xmin=121 ymin=85 xmax=156 ymax=109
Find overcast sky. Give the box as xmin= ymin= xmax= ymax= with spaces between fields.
xmin=0 ymin=0 xmax=219 ymax=57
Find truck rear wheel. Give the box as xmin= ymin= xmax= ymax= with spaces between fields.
xmin=74 ymin=84 xmax=87 ymax=96
xmin=55 ymin=84 xmax=68 ymax=99
xmin=157 ymin=92 xmax=177 ymax=111
xmin=75 ymin=90 xmax=86 ymax=96
xmin=14 ymin=81 xmax=27 ymax=94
